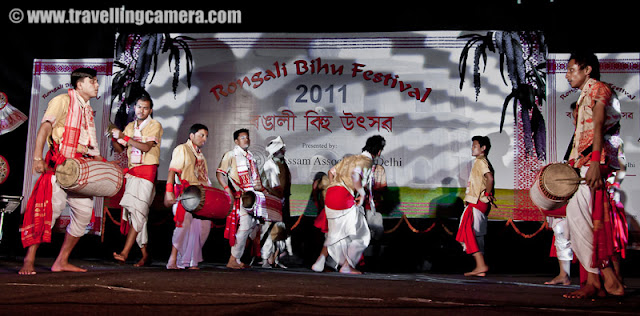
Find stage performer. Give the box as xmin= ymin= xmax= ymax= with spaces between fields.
xmin=310 ymin=172 xmax=330 ymax=272
xmin=313 ymin=135 xmax=385 ymax=274
xmin=606 ymin=131 xmax=627 ymax=285
xmin=164 ymin=124 xmax=211 ymax=269
xmin=217 ymin=128 xmax=265 ymax=269
xmin=545 ymin=102 xmax=578 ymax=286
xmin=110 ymin=94 xmax=163 ymax=267
xmin=19 ymin=68 xmax=102 ymax=274
xmin=455 ymin=135 xmax=495 ymax=277
xmin=259 ymin=136 xmax=293 ymax=268
xmin=563 ymin=52 xmax=624 ymax=299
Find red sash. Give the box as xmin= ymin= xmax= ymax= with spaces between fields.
xmin=455 ymin=201 xmax=490 ymax=255
xmin=20 ymin=144 xmax=83 ymax=248
xmin=591 ymin=167 xmax=615 ymax=269
xmin=224 ymin=192 xmax=242 ymax=246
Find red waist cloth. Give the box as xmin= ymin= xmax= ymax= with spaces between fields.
xmin=325 ymin=186 xmax=355 ymax=210
xmin=591 ymin=167 xmax=615 ymax=270
xmin=21 ymin=145 xmax=84 ymax=248
xmin=313 ymin=206 xmax=328 ymax=234
xmin=455 ymin=201 xmax=489 ymax=255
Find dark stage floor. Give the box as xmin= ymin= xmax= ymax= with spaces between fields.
xmin=0 ymin=256 xmax=638 ymax=315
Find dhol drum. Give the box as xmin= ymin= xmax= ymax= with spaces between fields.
xmin=55 ymin=158 xmax=124 ymax=197
xmin=238 ymin=191 xmax=283 ymax=222
xmin=530 ymin=163 xmax=580 ymax=216
xmin=263 ymin=193 xmax=283 ymax=222
xmin=180 ymin=185 xmax=231 ymax=220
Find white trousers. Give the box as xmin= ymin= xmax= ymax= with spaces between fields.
xmin=50 ymin=175 xmax=94 ymax=237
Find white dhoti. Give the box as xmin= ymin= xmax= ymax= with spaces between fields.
xmin=51 ymin=175 xmax=94 ymax=237
xmin=566 ymin=166 xmax=598 ymax=274
xmin=325 ymin=205 xmax=371 ymax=269
xmin=119 ymin=174 xmax=155 ymax=247
xmin=230 ymin=206 xmax=260 ymax=260
xmin=171 ymin=204 xmax=211 ymax=268
xmin=547 ymin=216 xmax=573 ymax=261
xmin=260 ymin=221 xmax=286 ymax=260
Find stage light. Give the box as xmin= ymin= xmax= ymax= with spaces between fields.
xmin=0 ymin=195 xmax=23 ymax=242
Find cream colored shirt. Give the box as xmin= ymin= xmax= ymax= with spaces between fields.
xmin=123 ymin=118 xmax=163 ymax=168
xmin=41 ymin=92 xmax=99 ymax=156
xmin=168 ymin=141 xmax=209 ymax=186
xmin=464 ymin=155 xmax=492 ymax=204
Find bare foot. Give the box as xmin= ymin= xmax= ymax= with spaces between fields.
xmin=226 ymin=256 xmax=246 ymax=270
xmin=166 ymin=262 xmax=180 ymax=269
xmin=604 ymin=277 xmax=625 ymax=297
xmin=51 ymin=261 xmax=87 ymax=272
xmin=188 ymin=266 xmax=200 ymax=270
xmin=545 ymin=275 xmax=571 ymax=285
xmin=464 ymin=268 xmax=488 ymax=277
xmin=134 ymin=255 xmax=151 ymax=267
xmin=339 ymin=265 xmax=362 ymax=275
xmin=18 ymin=260 xmax=36 ymax=275
xmin=563 ymin=284 xmax=605 ymax=299
xmin=113 ymin=252 xmax=127 ymax=263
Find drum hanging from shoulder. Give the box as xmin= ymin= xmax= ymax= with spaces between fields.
xmin=55 ymin=158 xmax=124 ymax=197
xmin=180 ymin=185 xmax=231 ymax=220
xmin=529 ymin=163 xmax=580 ymax=216
xmin=263 ymin=193 xmax=283 ymax=222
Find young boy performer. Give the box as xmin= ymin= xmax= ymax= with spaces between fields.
xmin=456 ymin=135 xmax=495 ymax=277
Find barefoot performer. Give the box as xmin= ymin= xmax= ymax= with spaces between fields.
xmin=19 ymin=68 xmax=102 ymax=274
xmin=164 ymin=124 xmax=212 ymax=269
xmin=456 ymin=135 xmax=495 ymax=277
xmin=563 ymin=52 xmax=624 ymax=299
xmin=217 ymin=128 xmax=265 ymax=269
xmin=111 ymin=93 xmax=163 ymax=266
xmin=318 ymin=135 xmax=385 ymax=274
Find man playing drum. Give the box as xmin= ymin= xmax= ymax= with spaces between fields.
xmin=259 ymin=136 xmax=292 ymax=268
xmin=19 ymin=68 xmax=102 ymax=274
xmin=217 ymin=128 xmax=265 ymax=269
xmin=456 ymin=135 xmax=495 ymax=277
xmin=110 ymin=94 xmax=163 ymax=267
xmin=312 ymin=135 xmax=385 ymax=274
xmin=164 ymin=124 xmax=211 ymax=269
xmin=563 ymin=52 xmax=624 ymax=299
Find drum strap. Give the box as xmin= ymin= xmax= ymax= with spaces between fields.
xmin=261 ymin=222 xmax=276 ymax=245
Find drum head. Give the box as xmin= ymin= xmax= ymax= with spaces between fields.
xmin=543 ymin=163 xmax=579 ymax=198
xmin=55 ymin=159 xmax=80 ymax=188
xmin=180 ymin=185 xmax=204 ymax=211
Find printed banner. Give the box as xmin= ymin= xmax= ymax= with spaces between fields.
xmin=23 ymin=59 xmax=113 ymax=236
xmin=112 ymin=32 xmax=542 ymax=220
xmin=548 ymin=53 xmax=640 ymax=236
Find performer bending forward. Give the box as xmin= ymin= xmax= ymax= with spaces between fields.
xmin=111 ymin=94 xmax=163 ymax=266
xmin=19 ymin=68 xmax=102 ymax=274
xmin=319 ymin=135 xmax=385 ymax=274
xmin=164 ymin=124 xmax=211 ymax=269
xmin=456 ymin=135 xmax=495 ymax=277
